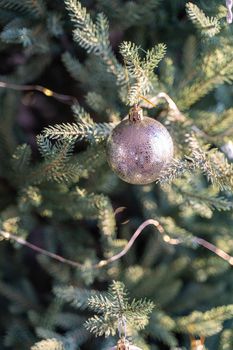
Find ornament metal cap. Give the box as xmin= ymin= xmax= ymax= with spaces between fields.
xmin=129 ymin=104 xmax=143 ymax=122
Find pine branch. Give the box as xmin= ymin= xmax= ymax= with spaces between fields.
xmin=72 ymin=143 xmax=107 ymax=181
xmin=85 ymin=92 xmax=108 ymax=113
xmin=97 ymin=0 xmax=161 ymax=30
xmin=179 ymin=189 xmax=233 ymax=212
xmin=11 ymin=144 xmax=31 ymax=172
xmin=144 ymin=44 xmax=167 ymax=73
xmin=125 ymin=299 xmax=155 ymax=329
xmin=97 ymin=195 xmax=117 ymax=248
xmin=54 ymin=285 xmax=101 ymax=310
xmin=30 ymin=137 xmax=77 ymax=183
xmin=219 ymin=329 xmax=233 ymax=350
xmin=1 ymin=24 xmax=34 ymax=47
xmin=85 ymin=281 xmax=154 ymax=337
xmin=177 ymin=44 xmax=233 ymax=109
xmin=64 ymin=0 xmax=100 ymax=51
xmin=0 ymin=0 xmax=45 ymax=18
xmin=64 ymin=0 xmax=125 ymax=85
xmin=42 ymin=122 xmax=114 ymax=144
xmin=148 ymin=311 xmax=177 ymax=347
xmin=186 ymin=2 xmax=220 ymax=37
xmin=190 ymin=109 xmax=233 ymax=142
xmin=162 ymin=172 xmax=233 ymax=218
xmin=61 ymin=52 xmax=84 ymax=83
xmin=120 ymin=42 xmax=141 ymax=77
xmin=187 ymin=134 xmax=233 ymax=191
xmin=177 ymin=305 xmax=233 ymax=336
xmin=119 ymin=41 xmax=166 ymax=105
xmin=158 ymin=135 xmax=233 ymax=191
xmin=158 ymin=158 xmax=194 ymax=185
xmin=71 ymin=103 xmax=94 ymax=124
xmin=208 ymin=108 xmax=233 ymax=138
xmin=159 ymin=57 xmax=175 ymax=88
xmin=31 ymin=339 xmax=64 ymax=350
xmin=65 ymin=1 xmax=166 ymax=105
xmin=0 ymin=280 xmax=37 ymax=311
xmin=88 ymin=294 xmax=115 ymax=315
xmin=36 ymin=320 xmax=86 ymax=349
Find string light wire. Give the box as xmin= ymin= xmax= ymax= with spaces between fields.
xmin=0 ymin=81 xmax=77 ymax=105
xmin=0 ymin=219 xmax=233 ymax=270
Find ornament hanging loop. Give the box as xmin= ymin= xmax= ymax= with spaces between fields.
xmin=226 ymin=0 xmax=233 ymax=24
xmin=118 ymin=316 xmax=127 ymax=340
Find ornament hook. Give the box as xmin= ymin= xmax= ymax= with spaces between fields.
xmin=118 ymin=316 xmax=127 ymax=339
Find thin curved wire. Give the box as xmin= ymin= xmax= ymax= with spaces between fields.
xmin=226 ymin=0 xmax=233 ymax=23
xmin=0 ymin=218 xmax=233 ymax=270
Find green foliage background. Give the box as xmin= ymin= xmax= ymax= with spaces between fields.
xmin=0 ymin=0 xmax=233 ymax=349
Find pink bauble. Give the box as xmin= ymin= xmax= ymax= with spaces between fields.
xmin=106 ymin=107 xmax=174 ymax=185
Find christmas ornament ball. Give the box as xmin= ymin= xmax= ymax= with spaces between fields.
xmin=106 ymin=106 xmax=174 ymax=185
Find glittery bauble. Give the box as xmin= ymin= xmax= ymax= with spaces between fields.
xmin=106 ymin=107 xmax=174 ymax=185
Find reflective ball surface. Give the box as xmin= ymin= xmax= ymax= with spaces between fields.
xmin=106 ymin=116 xmax=174 ymax=185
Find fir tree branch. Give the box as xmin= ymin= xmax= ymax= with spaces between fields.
xmin=177 ymin=44 xmax=233 ymax=109
xmin=177 ymin=305 xmax=233 ymax=336
xmin=64 ymin=0 xmax=125 ymax=85
xmin=219 ymin=329 xmax=233 ymax=349
xmin=61 ymin=52 xmax=84 ymax=83
xmin=186 ymin=2 xmax=220 ymax=37
xmin=11 ymin=144 xmax=31 ymax=172
xmin=32 ymin=137 xmax=77 ymax=183
xmin=0 ymin=0 xmax=45 ymax=18
xmin=31 ymin=338 xmax=64 ymax=350
xmin=42 ymin=122 xmax=115 ymax=144
xmin=140 ymin=92 xmax=233 ymax=191
xmin=96 ymin=0 xmax=161 ymax=30
xmin=72 ymin=103 xmax=94 ymax=124
xmin=54 ymin=285 xmax=101 ymax=310
xmin=119 ymin=42 xmax=166 ymax=105
xmin=85 ymin=281 xmax=154 ymax=337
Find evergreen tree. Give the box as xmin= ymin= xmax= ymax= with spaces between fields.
xmin=0 ymin=1 xmax=233 ymax=349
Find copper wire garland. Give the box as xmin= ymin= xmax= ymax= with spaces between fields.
xmin=0 ymin=218 xmax=233 ymax=270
